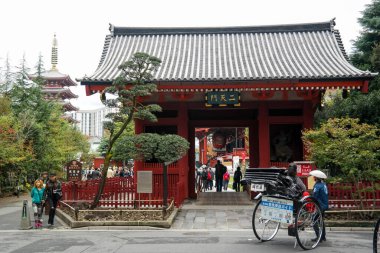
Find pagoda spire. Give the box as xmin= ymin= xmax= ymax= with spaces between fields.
xmin=51 ymin=33 xmax=58 ymax=70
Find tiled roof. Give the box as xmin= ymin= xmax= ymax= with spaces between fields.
xmin=30 ymin=70 xmax=77 ymax=87
xmin=42 ymin=87 xmax=78 ymax=99
xmin=81 ymin=20 xmax=375 ymax=84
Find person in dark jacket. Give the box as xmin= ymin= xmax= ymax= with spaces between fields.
xmin=310 ymin=170 xmax=328 ymax=242
xmin=233 ymin=167 xmax=242 ymax=192
xmin=287 ymin=163 xmax=306 ymax=192
xmin=44 ymin=172 xmax=62 ymax=226
xmin=215 ymin=161 xmax=227 ymax=192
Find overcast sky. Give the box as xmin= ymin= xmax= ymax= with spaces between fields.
xmin=0 ymin=0 xmax=373 ymax=110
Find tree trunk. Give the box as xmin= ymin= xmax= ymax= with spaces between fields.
xmin=91 ymin=153 xmax=112 ymax=209
xmin=163 ymin=163 xmax=168 ymax=208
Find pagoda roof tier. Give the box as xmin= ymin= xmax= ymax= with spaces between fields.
xmin=62 ymin=101 xmax=79 ymax=112
xmin=80 ymin=19 xmax=376 ymax=85
xmin=42 ymin=87 xmax=78 ymax=99
xmin=30 ymin=70 xmax=77 ymax=87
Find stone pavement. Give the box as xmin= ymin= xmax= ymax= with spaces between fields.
xmin=171 ymin=200 xmax=255 ymax=230
xmin=0 ymin=194 xmax=65 ymax=230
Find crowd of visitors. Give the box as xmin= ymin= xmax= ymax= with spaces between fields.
xmin=82 ymin=166 xmax=134 ymax=180
xmin=197 ymin=161 xmax=243 ymax=192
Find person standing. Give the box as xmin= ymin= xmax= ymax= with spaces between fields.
xmin=233 ymin=167 xmax=242 ymax=192
xmin=44 ymin=172 xmax=62 ymax=227
xmin=223 ymin=170 xmax=230 ymax=191
xmin=201 ymin=166 xmax=208 ymax=192
xmin=31 ymin=179 xmax=45 ymax=229
xmin=107 ymin=167 xmax=114 ymax=178
xmin=310 ymin=170 xmax=328 ymax=242
xmin=215 ymin=160 xmax=226 ymax=192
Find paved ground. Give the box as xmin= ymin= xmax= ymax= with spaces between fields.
xmin=172 ymin=201 xmax=254 ymax=230
xmin=0 ymin=230 xmax=374 ymax=253
xmin=0 ymin=195 xmax=376 ymax=253
xmin=0 ymin=194 xmax=65 ymax=230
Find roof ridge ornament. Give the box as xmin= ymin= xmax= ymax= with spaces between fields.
xmin=51 ymin=33 xmax=58 ymax=71
xmin=109 ymin=23 xmax=114 ymax=35
xmin=330 ymin=18 xmax=336 ymax=30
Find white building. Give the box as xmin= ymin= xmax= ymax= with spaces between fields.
xmin=70 ymin=107 xmax=117 ymax=152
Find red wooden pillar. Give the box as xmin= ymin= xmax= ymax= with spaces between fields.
xmin=200 ymin=137 xmax=208 ymax=164
xmin=188 ymin=126 xmax=197 ymax=199
xmin=249 ymin=121 xmax=259 ymax=168
xmin=177 ymin=103 xmax=189 ymax=202
xmin=303 ymin=101 xmax=313 ymax=159
xmin=258 ymin=103 xmax=270 ymax=167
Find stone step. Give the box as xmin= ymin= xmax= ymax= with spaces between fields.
xmin=196 ymin=192 xmax=252 ymax=205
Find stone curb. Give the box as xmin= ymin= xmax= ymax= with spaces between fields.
xmin=56 ymin=208 xmax=178 ymax=229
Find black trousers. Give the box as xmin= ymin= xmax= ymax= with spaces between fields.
xmin=216 ymin=177 xmax=223 ymax=192
xmin=47 ymin=197 xmax=59 ymax=225
xmin=313 ymin=211 xmax=326 ymax=240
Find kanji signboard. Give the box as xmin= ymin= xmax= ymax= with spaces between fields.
xmin=66 ymin=160 xmax=82 ymax=181
xmin=261 ymin=196 xmax=294 ymax=224
xmin=205 ymin=91 xmax=240 ymax=107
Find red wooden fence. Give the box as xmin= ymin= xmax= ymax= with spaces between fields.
xmin=327 ymin=181 xmax=380 ymax=209
xmin=61 ymin=176 xmax=180 ymax=208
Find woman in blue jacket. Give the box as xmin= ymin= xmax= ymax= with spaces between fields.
xmin=31 ymin=179 xmax=45 ymax=228
xmin=309 ymin=170 xmax=328 ymax=242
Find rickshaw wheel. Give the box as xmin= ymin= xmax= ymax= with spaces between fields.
xmin=252 ymin=200 xmax=280 ymax=242
xmin=295 ymin=198 xmax=324 ymax=250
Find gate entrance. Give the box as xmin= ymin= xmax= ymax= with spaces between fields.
xmin=193 ymin=127 xmax=249 ymax=193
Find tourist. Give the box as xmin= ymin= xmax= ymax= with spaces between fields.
xmin=223 ymin=170 xmax=230 ymax=191
xmin=215 ymin=160 xmax=227 ymax=192
xmin=287 ymin=163 xmax=306 ymax=192
xmin=233 ymin=167 xmax=242 ymax=192
xmin=31 ymin=179 xmax=45 ymax=229
xmin=201 ymin=165 xmax=208 ymax=192
xmin=87 ymin=167 xmax=94 ymax=180
xmin=39 ymin=171 xmax=49 ymax=187
xmin=207 ymin=167 xmax=214 ymax=190
xmin=107 ymin=167 xmax=114 ymax=178
xmin=310 ymin=170 xmax=328 ymax=242
xmin=44 ymin=172 xmax=62 ymax=227
xmin=92 ymin=168 xmax=101 ymax=179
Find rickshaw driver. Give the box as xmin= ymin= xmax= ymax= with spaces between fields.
xmin=310 ymin=170 xmax=328 ymax=242
xmin=287 ymin=163 xmax=306 ymax=192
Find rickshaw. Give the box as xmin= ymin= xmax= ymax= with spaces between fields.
xmin=245 ymin=168 xmax=324 ymax=250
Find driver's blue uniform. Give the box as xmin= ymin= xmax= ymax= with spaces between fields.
xmin=313 ymin=182 xmax=328 ymax=211
xmin=312 ymin=181 xmax=328 ymax=241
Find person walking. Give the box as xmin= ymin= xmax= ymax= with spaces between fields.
xmin=233 ymin=166 xmax=242 ymax=192
xmin=201 ymin=166 xmax=208 ymax=192
xmin=215 ymin=160 xmax=227 ymax=192
xmin=31 ymin=179 xmax=45 ymax=229
xmin=223 ymin=170 xmax=230 ymax=191
xmin=44 ymin=173 xmax=62 ymax=227
xmin=309 ymin=170 xmax=328 ymax=242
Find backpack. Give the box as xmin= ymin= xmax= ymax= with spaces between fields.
xmin=223 ymin=172 xmax=229 ymax=181
xmin=207 ymin=171 xmax=212 ymax=180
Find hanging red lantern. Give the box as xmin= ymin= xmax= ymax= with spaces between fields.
xmin=212 ymin=132 xmax=226 ymax=149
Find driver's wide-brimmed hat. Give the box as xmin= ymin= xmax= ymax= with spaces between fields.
xmin=309 ymin=170 xmax=327 ymax=179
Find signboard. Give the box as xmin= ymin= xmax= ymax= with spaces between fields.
xmin=260 ymin=196 xmax=294 ymax=224
xmin=66 ymin=160 xmax=82 ymax=181
xmin=205 ymin=91 xmax=240 ymax=107
xmin=137 ymin=171 xmax=153 ymax=193
xmin=294 ymin=161 xmax=315 ymax=177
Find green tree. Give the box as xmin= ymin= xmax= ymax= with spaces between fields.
xmin=315 ymin=0 xmax=380 ymax=126
xmin=303 ymin=118 xmax=380 ymax=209
xmin=131 ymin=133 xmax=190 ymax=207
xmin=91 ymin=52 xmax=162 ymax=208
